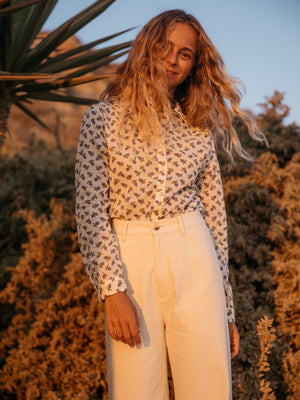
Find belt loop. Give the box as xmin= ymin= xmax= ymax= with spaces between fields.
xmin=177 ymin=215 xmax=185 ymax=237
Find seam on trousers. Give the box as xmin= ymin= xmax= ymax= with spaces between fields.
xmin=176 ymin=215 xmax=186 ymax=237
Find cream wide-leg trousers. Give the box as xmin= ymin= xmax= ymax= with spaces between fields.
xmin=105 ymin=210 xmax=232 ymax=400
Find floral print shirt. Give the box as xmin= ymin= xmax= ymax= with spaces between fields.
xmin=75 ymin=101 xmax=235 ymax=322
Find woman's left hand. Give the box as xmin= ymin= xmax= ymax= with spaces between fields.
xmin=228 ymin=322 xmax=239 ymax=359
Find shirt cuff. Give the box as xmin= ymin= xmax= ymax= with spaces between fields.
xmin=98 ymin=279 xmax=128 ymax=302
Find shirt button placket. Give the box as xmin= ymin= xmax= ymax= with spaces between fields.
xmin=150 ymin=136 xmax=167 ymax=221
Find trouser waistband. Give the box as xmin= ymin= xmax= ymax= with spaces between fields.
xmin=112 ymin=210 xmax=206 ymax=240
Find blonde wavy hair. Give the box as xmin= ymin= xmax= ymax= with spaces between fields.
xmin=101 ymin=9 xmax=266 ymax=162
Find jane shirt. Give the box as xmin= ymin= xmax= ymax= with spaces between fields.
xmin=75 ymin=101 xmax=235 ymax=323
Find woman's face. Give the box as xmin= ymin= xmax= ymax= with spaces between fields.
xmin=160 ymin=22 xmax=198 ymax=96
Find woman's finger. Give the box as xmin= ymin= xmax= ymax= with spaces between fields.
xmin=119 ymin=322 xmax=135 ymax=347
xmin=106 ymin=318 xmax=120 ymax=342
xmin=228 ymin=322 xmax=240 ymax=359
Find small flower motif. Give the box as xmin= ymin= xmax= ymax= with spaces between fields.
xmin=75 ymin=100 xmax=233 ymax=319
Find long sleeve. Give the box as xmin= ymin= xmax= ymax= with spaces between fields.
xmin=75 ymin=101 xmax=235 ymax=319
xmin=196 ymin=135 xmax=235 ymax=323
xmin=75 ymin=105 xmax=127 ymax=301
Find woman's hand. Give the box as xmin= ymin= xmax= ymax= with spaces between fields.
xmin=228 ymin=322 xmax=239 ymax=359
xmin=105 ymin=291 xmax=141 ymax=347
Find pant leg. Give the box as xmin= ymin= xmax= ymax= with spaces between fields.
xmin=160 ymin=213 xmax=232 ymax=400
xmin=106 ymin=212 xmax=232 ymax=400
xmin=105 ymin=225 xmax=169 ymax=400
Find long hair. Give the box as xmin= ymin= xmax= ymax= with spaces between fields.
xmin=101 ymin=9 xmax=266 ymax=162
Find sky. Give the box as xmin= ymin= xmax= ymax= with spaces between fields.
xmin=44 ymin=0 xmax=300 ymax=125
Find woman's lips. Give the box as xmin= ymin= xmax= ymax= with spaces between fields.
xmin=166 ymin=69 xmax=177 ymax=76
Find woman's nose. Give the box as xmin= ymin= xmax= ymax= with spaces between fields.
xmin=166 ymin=50 xmax=178 ymax=65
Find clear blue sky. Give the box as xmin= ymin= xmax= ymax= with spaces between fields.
xmin=44 ymin=0 xmax=300 ymax=125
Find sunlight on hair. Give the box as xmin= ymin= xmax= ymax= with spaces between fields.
xmin=101 ymin=9 xmax=266 ymax=162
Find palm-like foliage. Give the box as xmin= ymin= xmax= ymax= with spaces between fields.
xmin=0 ymin=0 xmax=132 ymax=148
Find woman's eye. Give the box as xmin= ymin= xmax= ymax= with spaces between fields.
xmin=180 ymin=51 xmax=193 ymax=60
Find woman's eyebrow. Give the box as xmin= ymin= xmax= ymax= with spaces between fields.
xmin=181 ymin=46 xmax=195 ymax=55
xmin=169 ymin=40 xmax=195 ymax=55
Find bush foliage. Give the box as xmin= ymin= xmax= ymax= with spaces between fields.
xmin=0 ymin=92 xmax=299 ymax=399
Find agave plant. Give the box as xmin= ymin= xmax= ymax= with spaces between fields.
xmin=0 ymin=0 xmax=132 ymax=149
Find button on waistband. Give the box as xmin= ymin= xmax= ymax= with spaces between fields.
xmin=153 ymin=223 xmax=160 ymax=230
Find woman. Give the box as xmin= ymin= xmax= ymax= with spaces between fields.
xmin=75 ymin=9 xmax=265 ymax=400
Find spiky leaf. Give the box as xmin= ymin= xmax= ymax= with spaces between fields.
xmin=16 ymin=0 xmax=116 ymax=71
xmin=16 ymin=100 xmax=50 ymax=129
xmin=11 ymin=0 xmax=59 ymax=67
